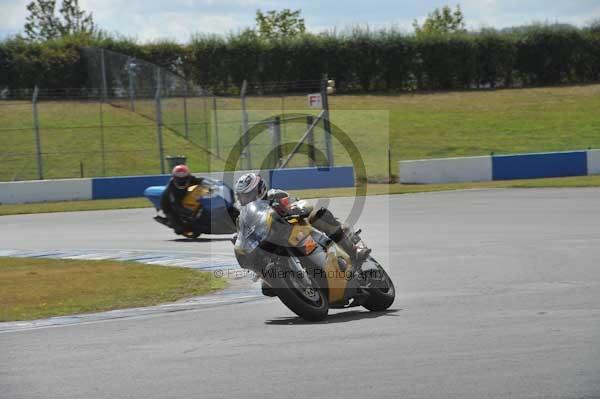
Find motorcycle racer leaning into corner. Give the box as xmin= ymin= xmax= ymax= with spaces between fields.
xmin=160 ymin=164 xmax=205 ymax=235
xmin=234 ymin=172 xmax=371 ymax=267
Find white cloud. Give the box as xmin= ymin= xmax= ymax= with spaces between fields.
xmin=1 ymin=0 xmax=598 ymax=41
xmin=135 ymin=12 xmax=244 ymax=42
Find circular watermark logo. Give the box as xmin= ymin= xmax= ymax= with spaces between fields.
xmin=222 ymin=112 xmax=367 ymax=229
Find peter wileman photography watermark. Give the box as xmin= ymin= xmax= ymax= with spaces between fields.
xmin=213 ymin=267 xmax=386 ymax=281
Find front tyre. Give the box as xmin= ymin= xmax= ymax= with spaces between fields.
xmin=362 ymin=258 xmax=395 ymax=312
xmin=274 ymin=264 xmax=329 ymax=321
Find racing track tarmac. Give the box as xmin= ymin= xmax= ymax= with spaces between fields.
xmin=1 ymin=188 xmax=600 ymax=399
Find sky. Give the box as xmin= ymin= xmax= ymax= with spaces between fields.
xmin=1 ymin=0 xmax=600 ymax=42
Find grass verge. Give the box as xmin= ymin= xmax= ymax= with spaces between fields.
xmin=2 ymin=175 xmax=600 ymax=217
xmin=0 ymin=257 xmax=227 ymax=322
xmin=0 ymin=197 xmax=152 ymax=216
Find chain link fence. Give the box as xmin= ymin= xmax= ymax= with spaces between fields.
xmin=0 ymin=48 xmax=337 ymax=182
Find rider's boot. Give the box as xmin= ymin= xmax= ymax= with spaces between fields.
xmin=310 ymin=207 xmax=371 ymax=268
xmin=331 ymin=226 xmax=371 ymax=268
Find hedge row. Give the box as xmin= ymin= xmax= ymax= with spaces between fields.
xmin=1 ymin=24 xmax=600 ymax=94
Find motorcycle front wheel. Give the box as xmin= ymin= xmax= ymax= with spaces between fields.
xmin=361 ymin=258 xmax=395 ymax=312
xmin=274 ymin=263 xmax=329 ymax=321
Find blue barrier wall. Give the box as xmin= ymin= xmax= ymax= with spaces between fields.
xmin=269 ymin=166 xmax=354 ymax=190
xmin=91 ymin=167 xmax=355 ymax=200
xmin=492 ymin=151 xmax=588 ymax=180
xmin=92 ymin=175 xmax=170 ymax=199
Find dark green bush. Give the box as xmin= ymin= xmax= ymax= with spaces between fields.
xmin=473 ymin=31 xmax=516 ymax=88
xmin=514 ymin=24 xmax=585 ymax=85
xmin=1 ymin=23 xmax=599 ymax=94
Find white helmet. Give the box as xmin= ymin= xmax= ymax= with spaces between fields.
xmin=235 ymin=173 xmax=267 ymax=206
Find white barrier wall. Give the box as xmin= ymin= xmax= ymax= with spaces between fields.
xmin=0 ymin=170 xmax=271 ymax=205
xmin=399 ymin=156 xmax=493 ymax=184
xmin=587 ymin=149 xmax=600 ymax=175
xmin=0 ymin=178 xmax=92 ymax=204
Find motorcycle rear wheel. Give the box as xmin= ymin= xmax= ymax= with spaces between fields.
xmin=182 ymin=231 xmax=201 ymax=239
xmin=274 ymin=265 xmax=329 ymax=321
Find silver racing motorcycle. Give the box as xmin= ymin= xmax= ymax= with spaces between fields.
xmin=234 ymin=199 xmax=395 ymax=321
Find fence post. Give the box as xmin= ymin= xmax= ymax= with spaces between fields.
xmin=281 ymin=95 xmax=286 ymax=142
xmin=240 ymin=80 xmax=252 ymax=169
xmin=32 ymin=86 xmax=43 ymax=180
xmin=388 ymin=146 xmax=392 ymax=184
xmin=99 ymin=101 xmax=107 ymax=176
xmin=307 ymin=115 xmax=315 ymax=167
xmin=183 ymin=83 xmax=189 ymax=139
xmin=212 ymin=95 xmax=220 ymax=161
xmin=271 ymin=116 xmax=282 ymax=168
xmin=155 ymin=70 xmax=166 ymax=174
xmin=127 ymin=57 xmax=136 ymax=112
xmin=202 ymin=90 xmax=210 ymax=148
xmin=100 ymin=49 xmax=108 ymax=102
xmin=321 ymin=78 xmax=334 ymax=167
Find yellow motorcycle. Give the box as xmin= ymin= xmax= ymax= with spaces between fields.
xmin=234 ymin=200 xmax=395 ymax=321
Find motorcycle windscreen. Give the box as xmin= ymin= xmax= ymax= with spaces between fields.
xmin=235 ymin=200 xmax=273 ymax=252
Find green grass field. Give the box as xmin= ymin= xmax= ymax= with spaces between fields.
xmin=2 ymin=84 xmax=600 ymax=181
xmin=0 ymin=257 xmax=227 ymax=321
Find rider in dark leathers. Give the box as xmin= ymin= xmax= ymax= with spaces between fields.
xmin=161 ymin=165 xmax=204 ymax=235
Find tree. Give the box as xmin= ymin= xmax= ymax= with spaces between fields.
xmin=24 ymin=0 xmax=96 ymax=41
xmin=585 ymin=18 xmax=600 ymax=35
xmin=255 ymin=9 xmax=306 ymax=39
xmin=24 ymin=0 xmax=60 ymax=41
xmin=413 ymin=4 xmax=466 ymax=36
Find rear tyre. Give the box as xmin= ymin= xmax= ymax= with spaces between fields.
xmin=362 ymin=258 xmax=395 ymax=312
xmin=180 ymin=229 xmax=201 ymax=239
xmin=274 ymin=263 xmax=329 ymax=321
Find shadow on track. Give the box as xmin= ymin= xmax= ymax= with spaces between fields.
xmin=170 ymin=237 xmax=233 ymax=243
xmin=265 ymin=308 xmax=401 ymax=325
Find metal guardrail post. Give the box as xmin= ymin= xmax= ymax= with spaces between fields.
xmin=155 ymin=70 xmax=166 ymax=174
xmin=281 ymin=95 xmax=286 ymax=142
xmin=321 ymin=78 xmax=334 ymax=167
xmin=241 ymin=80 xmax=252 ymax=169
xmin=100 ymin=49 xmax=108 ymax=102
xmin=127 ymin=57 xmax=136 ymax=112
xmin=307 ymin=115 xmax=315 ymax=167
xmin=202 ymin=93 xmax=213 ymax=156
xmin=32 ymin=86 xmax=43 ymax=180
xmin=183 ymin=83 xmax=189 ymax=139
xmin=99 ymin=101 xmax=107 ymax=176
xmin=212 ymin=95 xmax=220 ymax=159
xmin=388 ymin=146 xmax=392 ymax=184
xmin=272 ymin=116 xmax=282 ymax=168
